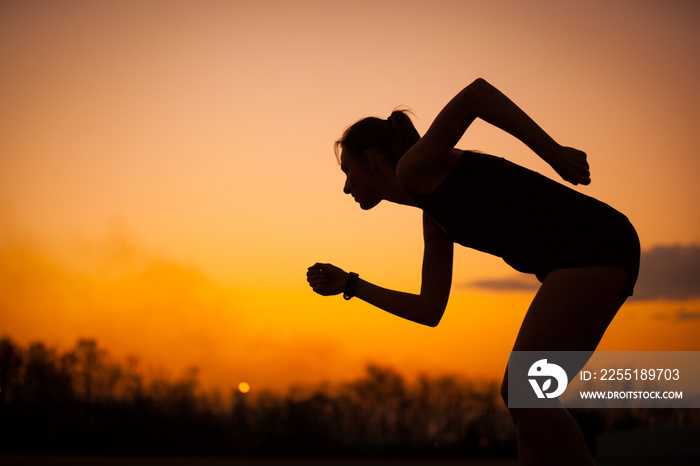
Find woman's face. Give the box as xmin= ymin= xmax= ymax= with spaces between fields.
xmin=340 ymin=149 xmax=382 ymax=210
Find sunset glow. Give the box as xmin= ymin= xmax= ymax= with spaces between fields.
xmin=1 ymin=0 xmax=699 ymax=394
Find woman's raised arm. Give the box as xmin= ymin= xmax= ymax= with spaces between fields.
xmin=397 ymin=78 xmax=590 ymax=193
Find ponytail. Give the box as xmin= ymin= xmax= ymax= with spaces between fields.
xmin=335 ymin=108 xmax=420 ymax=167
xmin=387 ymin=108 xmax=420 ymax=165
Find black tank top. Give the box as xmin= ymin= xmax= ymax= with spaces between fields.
xmin=410 ymin=151 xmax=640 ymax=295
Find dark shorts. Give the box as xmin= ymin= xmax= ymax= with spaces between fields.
xmin=540 ymin=212 xmax=641 ymax=297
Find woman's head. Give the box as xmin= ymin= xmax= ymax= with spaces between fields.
xmin=334 ymin=108 xmax=420 ymax=167
xmin=335 ymin=109 xmax=420 ymax=210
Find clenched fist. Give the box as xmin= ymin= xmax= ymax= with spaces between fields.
xmin=306 ymin=262 xmax=348 ymax=296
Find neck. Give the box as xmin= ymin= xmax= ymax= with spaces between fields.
xmin=382 ymin=175 xmax=420 ymax=207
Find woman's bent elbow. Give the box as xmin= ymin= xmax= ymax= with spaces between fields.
xmin=424 ymin=305 xmax=446 ymax=327
xmin=469 ymin=77 xmax=491 ymax=91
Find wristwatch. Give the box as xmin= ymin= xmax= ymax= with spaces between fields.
xmin=343 ymin=272 xmax=359 ymax=300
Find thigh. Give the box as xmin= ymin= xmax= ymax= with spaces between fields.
xmin=502 ymin=266 xmax=629 ymax=403
xmin=512 ymin=265 xmax=629 ymax=353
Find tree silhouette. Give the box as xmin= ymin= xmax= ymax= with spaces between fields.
xmin=1 ymin=336 xmax=697 ymax=458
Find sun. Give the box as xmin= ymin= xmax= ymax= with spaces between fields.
xmin=238 ymin=382 xmax=250 ymax=394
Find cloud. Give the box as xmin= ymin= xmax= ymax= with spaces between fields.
xmin=460 ymin=276 xmax=540 ymax=293
xmin=459 ymin=245 xmax=700 ymax=302
xmin=677 ymin=308 xmax=700 ymax=321
xmin=652 ymin=308 xmax=700 ymax=322
xmin=0 ymin=215 xmax=246 ymax=390
xmin=631 ymin=245 xmax=700 ymax=301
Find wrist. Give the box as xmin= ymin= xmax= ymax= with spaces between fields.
xmin=343 ymin=272 xmax=359 ymax=300
xmin=537 ymin=139 xmax=561 ymax=164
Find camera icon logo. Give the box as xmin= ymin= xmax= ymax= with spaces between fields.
xmin=528 ymin=359 xmax=568 ymax=399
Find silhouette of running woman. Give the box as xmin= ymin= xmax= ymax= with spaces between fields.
xmin=307 ymin=78 xmax=640 ymax=465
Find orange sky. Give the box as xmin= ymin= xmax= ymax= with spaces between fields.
xmin=1 ymin=0 xmax=699 ymax=393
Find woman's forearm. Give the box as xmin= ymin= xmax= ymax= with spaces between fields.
xmin=353 ymin=278 xmax=444 ymax=327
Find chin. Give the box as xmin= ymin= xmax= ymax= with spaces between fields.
xmin=359 ymin=199 xmax=381 ymax=210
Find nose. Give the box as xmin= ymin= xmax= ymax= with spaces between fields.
xmin=343 ymin=177 xmax=351 ymax=195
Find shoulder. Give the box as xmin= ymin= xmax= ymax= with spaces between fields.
xmin=398 ymin=149 xmax=464 ymax=196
